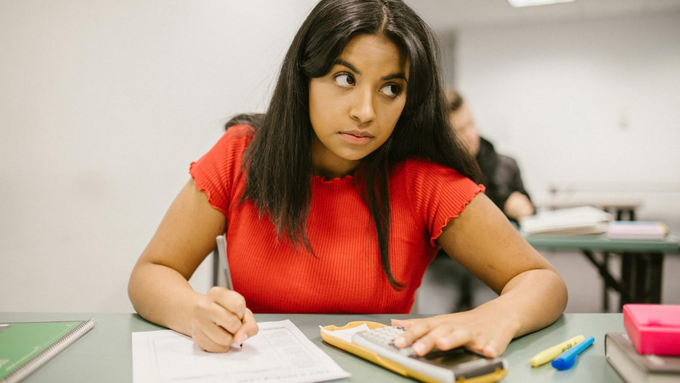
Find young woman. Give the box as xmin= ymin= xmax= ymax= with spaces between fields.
xmin=128 ymin=0 xmax=567 ymax=359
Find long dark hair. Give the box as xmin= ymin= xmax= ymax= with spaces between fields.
xmin=235 ymin=0 xmax=480 ymax=290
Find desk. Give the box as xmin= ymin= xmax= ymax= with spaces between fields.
xmin=524 ymin=234 xmax=679 ymax=311
xmin=533 ymin=197 xmax=642 ymax=221
xmin=2 ymin=312 xmax=627 ymax=383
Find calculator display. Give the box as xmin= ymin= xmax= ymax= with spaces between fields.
xmin=418 ymin=348 xmax=502 ymax=379
xmin=420 ymin=347 xmax=484 ymax=366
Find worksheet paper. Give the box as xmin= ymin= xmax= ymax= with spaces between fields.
xmin=132 ymin=320 xmax=350 ymax=383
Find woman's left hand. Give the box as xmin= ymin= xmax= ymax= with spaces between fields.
xmin=401 ymin=194 xmax=567 ymax=359
xmin=391 ymin=307 xmax=520 ymax=359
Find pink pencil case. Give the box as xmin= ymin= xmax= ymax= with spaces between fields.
xmin=623 ymin=304 xmax=680 ymax=356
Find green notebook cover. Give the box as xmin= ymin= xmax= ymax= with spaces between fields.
xmin=0 ymin=319 xmax=95 ymax=383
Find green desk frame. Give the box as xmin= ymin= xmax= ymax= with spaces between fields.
xmin=1 ymin=312 xmax=627 ymax=383
xmin=524 ymin=234 xmax=679 ymax=311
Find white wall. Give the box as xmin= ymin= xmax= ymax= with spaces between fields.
xmin=0 ymin=0 xmax=318 ymax=312
xmin=453 ymin=12 xmax=680 ymax=229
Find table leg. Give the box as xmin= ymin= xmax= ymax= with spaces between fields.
xmin=619 ymin=252 xmax=664 ymax=310
xmin=633 ymin=253 xmax=646 ymax=303
xmin=615 ymin=208 xmax=636 ymax=221
xmin=581 ymin=250 xmax=629 ymax=312
xmin=619 ymin=253 xmax=631 ymax=311
xmin=455 ymin=272 xmax=473 ymax=312
xmin=602 ymin=252 xmax=610 ymax=312
xmin=646 ymin=253 xmax=664 ymax=303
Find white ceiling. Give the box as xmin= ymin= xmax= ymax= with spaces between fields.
xmin=404 ymin=0 xmax=680 ymax=30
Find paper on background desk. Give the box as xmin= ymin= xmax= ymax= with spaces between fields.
xmin=132 ymin=320 xmax=350 ymax=383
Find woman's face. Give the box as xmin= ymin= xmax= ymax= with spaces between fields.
xmin=449 ymin=102 xmax=481 ymax=156
xmin=308 ymin=34 xmax=409 ymax=178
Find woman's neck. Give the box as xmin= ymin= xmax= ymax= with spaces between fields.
xmin=311 ymin=136 xmax=360 ymax=179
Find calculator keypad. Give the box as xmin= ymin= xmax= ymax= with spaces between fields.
xmin=351 ymin=325 xmax=506 ymax=383
xmin=355 ymin=326 xmax=416 ymax=357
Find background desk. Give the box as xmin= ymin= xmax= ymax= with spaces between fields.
xmin=2 ymin=312 xmax=627 ymax=383
xmin=533 ymin=197 xmax=642 ymax=221
xmin=524 ymin=234 xmax=679 ymax=311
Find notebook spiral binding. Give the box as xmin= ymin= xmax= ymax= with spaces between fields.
xmin=2 ymin=319 xmax=96 ymax=383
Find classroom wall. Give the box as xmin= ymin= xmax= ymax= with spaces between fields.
xmin=451 ymin=12 xmax=680 ymax=229
xmin=0 ymin=0 xmax=319 ymax=312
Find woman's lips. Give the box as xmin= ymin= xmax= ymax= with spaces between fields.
xmin=339 ymin=131 xmax=374 ymax=145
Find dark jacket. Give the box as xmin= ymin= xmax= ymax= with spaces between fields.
xmin=476 ymin=137 xmax=532 ymax=222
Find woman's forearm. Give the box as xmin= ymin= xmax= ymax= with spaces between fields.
xmin=128 ymin=262 xmax=203 ymax=336
xmin=476 ymin=268 xmax=568 ymax=338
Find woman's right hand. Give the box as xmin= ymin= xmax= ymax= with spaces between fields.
xmin=191 ymin=286 xmax=259 ymax=352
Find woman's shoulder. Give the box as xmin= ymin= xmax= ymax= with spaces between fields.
xmin=392 ymin=157 xmax=482 ymax=202
xmin=223 ymin=124 xmax=256 ymax=144
xmin=210 ymin=124 xmax=256 ymax=157
xmin=190 ymin=124 xmax=255 ymax=183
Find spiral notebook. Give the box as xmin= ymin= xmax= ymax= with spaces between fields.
xmin=0 ymin=319 xmax=96 ymax=383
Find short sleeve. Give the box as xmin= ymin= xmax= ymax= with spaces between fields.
xmin=189 ymin=125 xmax=254 ymax=216
xmin=404 ymin=159 xmax=485 ymax=246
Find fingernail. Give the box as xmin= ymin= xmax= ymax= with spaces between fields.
xmin=394 ymin=336 xmax=406 ymax=347
xmin=413 ymin=342 xmax=426 ymax=355
xmin=238 ymin=334 xmax=248 ymax=345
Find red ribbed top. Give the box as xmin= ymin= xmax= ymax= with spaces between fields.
xmin=190 ymin=125 xmax=484 ymax=314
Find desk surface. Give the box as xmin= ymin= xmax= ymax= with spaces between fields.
xmin=524 ymin=233 xmax=679 ymax=253
xmin=1 ymin=312 xmax=628 ymax=383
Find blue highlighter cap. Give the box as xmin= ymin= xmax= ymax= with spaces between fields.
xmin=551 ymin=336 xmax=594 ymax=370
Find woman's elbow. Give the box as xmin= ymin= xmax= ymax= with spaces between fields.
xmin=127 ymin=262 xmax=147 ymax=312
xmin=548 ymin=268 xmax=569 ymax=317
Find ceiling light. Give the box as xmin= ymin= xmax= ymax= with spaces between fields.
xmin=507 ymin=0 xmax=575 ymax=7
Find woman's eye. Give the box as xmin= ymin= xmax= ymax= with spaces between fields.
xmin=334 ymin=73 xmax=355 ymax=87
xmin=381 ymin=83 xmax=402 ymax=98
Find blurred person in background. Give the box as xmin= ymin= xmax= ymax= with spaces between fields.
xmin=446 ymin=89 xmax=534 ymax=223
xmin=419 ymin=90 xmax=535 ymax=313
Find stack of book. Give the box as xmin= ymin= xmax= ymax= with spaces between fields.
xmin=607 ymin=221 xmax=669 ymax=241
xmin=519 ymin=206 xmax=613 ymax=235
xmin=606 ymin=304 xmax=680 ymax=382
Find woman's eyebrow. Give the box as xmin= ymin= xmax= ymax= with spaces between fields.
xmin=381 ymin=73 xmax=408 ymax=83
xmin=334 ymin=59 xmax=361 ymax=74
xmin=333 ymin=59 xmax=408 ymax=83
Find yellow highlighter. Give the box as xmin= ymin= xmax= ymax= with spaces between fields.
xmin=530 ymin=335 xmax=585 ymax=367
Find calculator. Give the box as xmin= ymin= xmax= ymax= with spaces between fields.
xmin=352 ymin=326 xmax=508 ymax=383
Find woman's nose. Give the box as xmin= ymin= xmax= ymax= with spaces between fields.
xmin=349 ymin=88 xmax=376 ymax=125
